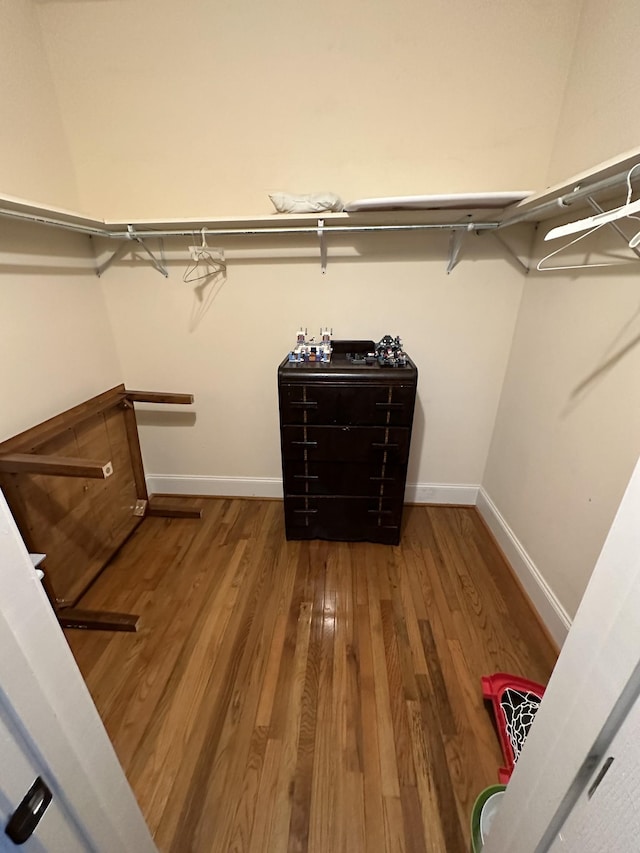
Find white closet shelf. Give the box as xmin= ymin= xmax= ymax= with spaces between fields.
xmin=0 ymin=193 xmax=508 ymax=239
xmin=0 ymin=196 xmax=509 ymax=274
xmin=0 ymin=191 xmax=106 ymax=233
xmin=3 ymin=146 xmax=639 ymax=275
xmin=3 ymin=146 xmax=640 ymax=238
xmin=498 ymin=146 xmax=640 ymax=229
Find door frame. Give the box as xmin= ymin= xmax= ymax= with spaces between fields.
xmin=0 ymin=489 xmax=156 ymax=852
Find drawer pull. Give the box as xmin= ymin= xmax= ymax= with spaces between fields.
xmin=368 ymin=509 xmax=394 ymax=516
xmin=293 ymin=509 xmax=318 ymax=515
xmin=291 ymin=440 xmax=318 ymax=447
xmin=372 ymin=442 xmax=399 ymax=449
xmin=293 ymin=474 xmax=319 ymax=480
xmin=370 ymin=476 xmax=396 ymax=482
xmin=290 ymin=401 xmax=318 ymax=409
xmin=375 ymin=402 xmax=404 ymax=409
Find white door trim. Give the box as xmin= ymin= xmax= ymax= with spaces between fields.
xmin=0 ymin=489 xmax=156 ymax=852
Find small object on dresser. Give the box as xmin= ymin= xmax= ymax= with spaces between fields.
xmin=375 ymin=334 xmax=408 ymax=367
xmin=288 ymin=327 xmax=333 ymax=363
xmin=346 ymin=334 xmax=408 ymax=367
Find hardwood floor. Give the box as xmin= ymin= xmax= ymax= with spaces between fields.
xmin=65 ymin=499 xmax=557 ymax=852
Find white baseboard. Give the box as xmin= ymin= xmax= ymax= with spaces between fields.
xmin=405 ymin=482 xmax=479 ymax=505
xmin=476 ymin=487 xmax=571 ymax=647
xmin=146 ymin=475 xmax=283 ymax=499
xmin=146 ymin=475 xmax=477 ymax=505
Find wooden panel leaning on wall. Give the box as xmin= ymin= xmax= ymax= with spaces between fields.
xmin=0 ymin=384 xmax=200 ymax=632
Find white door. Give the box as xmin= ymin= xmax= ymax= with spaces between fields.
xmin=0 ymin=489 xmax=156 ymax=852
xmin=484 ymin=454 xmax=640 ymax=852
xmin=548 ymin=689 xmax=640 ymax=852
xmin=0 ymin=694 xmax=91 ymax=851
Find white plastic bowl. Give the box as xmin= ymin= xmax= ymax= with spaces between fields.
xmin=480 ymin=790 xmax=505 ymax=844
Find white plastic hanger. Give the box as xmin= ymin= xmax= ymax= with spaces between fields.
xmin=545 ymin=163 xmax=640 ymax=246
xmin=544 ymin=198 xmax=640 ymax=241
xmin=536 ymin=223 xmax=621 ymax=271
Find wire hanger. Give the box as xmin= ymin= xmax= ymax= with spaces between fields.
xmin=183 ymin=228 xmax=227 ymax=283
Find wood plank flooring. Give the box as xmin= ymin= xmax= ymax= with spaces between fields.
xmin=65 ymin=499 xmax=557 ymax=853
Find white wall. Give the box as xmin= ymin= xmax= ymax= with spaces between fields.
xmin=0 ymin=3 xmax=121 ymax=441
xmin=0 ymin=0 xmax=79 ymax=209
xmin=34 ymin=0 xmax=582 ymax=218
xmin=482 ymin=0 xmax=640 ymax=626
xmin=547 ymin=0 xmax=640 ymax=185
xmin=97 ymin=231 xmax=525 ymax=498
xmin=482 ymin=225 xmax=640 ymax=620
xmin=0 ymin=220 xmax=122 ymax=441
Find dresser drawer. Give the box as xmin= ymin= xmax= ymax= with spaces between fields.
xmin=281 ymin=425 xmax=410 ymax=464
xmin=283 ymin=460 xmax=407 ymax=498
xmin=284 ymin=495 xmax=402 ymax=545
xmin=279 ymin=383 xmax=416 ymax=426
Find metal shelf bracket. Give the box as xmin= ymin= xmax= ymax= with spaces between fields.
xmin=490 ymin=231 xmax=530 ymax=274
xmin=317 ymin=219 xmax=327 ymax=273
xmin=586 ymin=197 xmax=640 ymax=261
xmin=447 ymin=224 xmax=473 ymax=274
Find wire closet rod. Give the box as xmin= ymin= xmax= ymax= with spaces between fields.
xmin=498 ymin=165 xmax=640 ymax=229
xmin=121 ymin=222 xmax=499 ymax=239
xmin=0 ymin=206 xmax=500 ymax=240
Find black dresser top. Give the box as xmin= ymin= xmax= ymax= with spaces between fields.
xmin=278 ymin=340 xmax=418 ymax=384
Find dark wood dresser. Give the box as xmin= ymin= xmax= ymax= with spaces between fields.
xmin=278 ymin=340 xmax=417 ymax=545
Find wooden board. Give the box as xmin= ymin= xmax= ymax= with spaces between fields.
xmin=0 ymin=387 xmax=141 ymax=606
xmin=0 ymin=385 xmax=197 ymax=626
